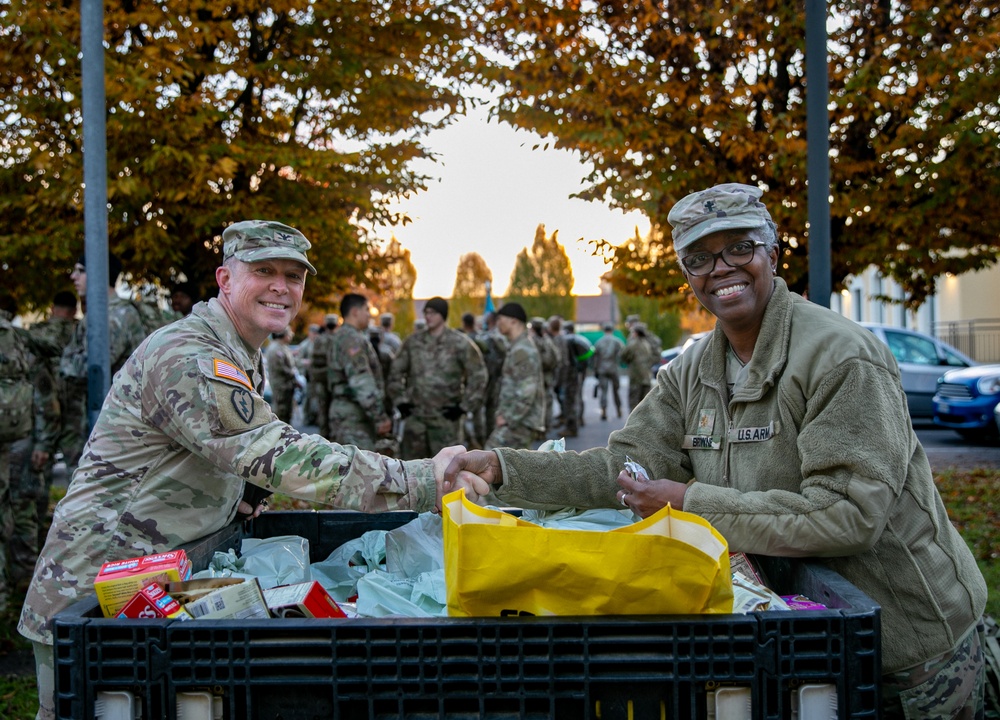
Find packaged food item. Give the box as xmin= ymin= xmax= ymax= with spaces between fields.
xmin=94 ymin=550 xmax=192 ymax=618
xmin=167 ymin=578 xmax=270 ymax=620
xmin=264 ymin=581 xmax=348 ymax=619
xmin=731 ymin=573 xmax=790 ymax=614
xmin=780 ymin=594 xmax=828 ymax=611
xmin=117 ymin=583 xmax=192 ymax=620
xmin=729 ymin=552 xmax=765 ymax=586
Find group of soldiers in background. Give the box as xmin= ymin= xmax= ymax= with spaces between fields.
xmin=0 ymin=255 xmax=197 ymax=614
xmin=272 ymin=294 xmax=666 ymax=455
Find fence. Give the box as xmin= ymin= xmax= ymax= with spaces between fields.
xmin=935 ymin=319 xmax=1000 ymax=363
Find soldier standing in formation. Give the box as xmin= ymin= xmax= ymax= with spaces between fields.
xmin=528 ymin=317 xmax=560 ymax=435
xmin=0 ymin=294 xmax=33 ymax=614
xmin=484 ymin=303 xmax=545 ymax=451
xmin=307 ymin=313 xmax=338 ymax=438
xmin=475 ymin=310 xmax=507 ymax=445
xmin=296 ymin=323 xmax=320 ymax=425
xmin=20 ymin=220 xmax=464 ymax=719
xmin=58 ymin=253 xmax=146 ymax=476
xmin=621 ymin=322 xmax=656 ymax=409
xmin=388 ymin=297 xmax=487 ymax=460
xmin=592 ymin=323 xmax=625 ymax=420
xmin=23 ymin=291 xmax=78 ymax=536
xmin=327 ymin=293 xmax=392 ymax=451
xmin=264 ymin=326 xmax=298 ymax=424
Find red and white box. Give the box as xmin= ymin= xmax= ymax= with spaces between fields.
xmin=264 ymin=581 xmax=348 ymax=619
xmin=94 ymin=550 xmax=192 ymax=618
xmin=117 ymin=583 xmax=191 ymax=620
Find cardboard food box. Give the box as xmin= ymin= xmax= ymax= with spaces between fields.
xmin=94 ymin=550 xmax=192 ymax=618
xmin=117 ymin=583 xmax=192 ymax=620
xmin=166 ymin=578 xmax=270 ymax=620
xmin=264 ymin=581 xmax=348 ymax=619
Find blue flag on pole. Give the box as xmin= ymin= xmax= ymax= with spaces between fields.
xmin=484 ymin=281 xmax=495 ymax=315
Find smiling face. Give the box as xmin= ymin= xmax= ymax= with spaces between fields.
xmin=216 ymin=258 xmax=306 ymax=348
xmin=680 ymin=228 xmax=778 ymax=337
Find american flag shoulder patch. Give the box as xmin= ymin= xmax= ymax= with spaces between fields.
xmin=213 ymin=359 xmax=253 ymax=390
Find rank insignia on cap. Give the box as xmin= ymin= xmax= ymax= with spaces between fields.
xmin=214 ymin=359 xmax=253 ymax=390
xmin=231 ymin=387 xmax=255 ymax=424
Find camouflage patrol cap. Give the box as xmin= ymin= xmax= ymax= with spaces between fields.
xmin=222 ymin=220 xmax=317 ymax=275
xmin=667 ymin=183 xmax=772 ymax=252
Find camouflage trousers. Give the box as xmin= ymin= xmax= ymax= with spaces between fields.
xmin=269 ymin=385 xmax=296 ymax=424
xmin=628 ymin=378 xmax=651 ymax=410
xmin=329 ymin=401 xmax=378 ymax=452
xmin=309 ymin=373 xmax=331 ymax=438
xmin=882 ymin=620 xmax=986 ymax=719
xmin=1 ymin=438 xmax=44 ymax=610
xmin=484 ymin=423 xmax=539 ymax=451
xmin=32 ymin=640 xmax=55 ymax=720
xmin=400 ymin=414 xmax=461 ymax=460
xmin=596 ymin=371 xmax=622 ymax=416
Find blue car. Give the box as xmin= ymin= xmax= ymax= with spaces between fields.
xmin=932 ymin=364 xmax=1000 ymax=440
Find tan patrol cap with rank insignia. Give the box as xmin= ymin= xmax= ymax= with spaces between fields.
xmin=222 ymin=220 xmax=317 ymax=275
xmin=667 ymin=183 xmax=774 ymax=253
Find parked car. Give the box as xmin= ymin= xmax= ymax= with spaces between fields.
xmin=859 ymin=323 xmax=976 ymax=419
xmin=651 ymin=332 xmax=710 ymax=378
xmin=932 ymin=364 xmax=1000 ymax=441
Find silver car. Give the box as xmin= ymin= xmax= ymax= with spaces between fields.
xmin=859 ymin=323 xmax=976 ymax=419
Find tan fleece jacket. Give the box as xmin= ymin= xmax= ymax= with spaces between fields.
xmin=495 ymin=279 xmax=986 ymax=673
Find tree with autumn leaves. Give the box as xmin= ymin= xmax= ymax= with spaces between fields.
xmin=459 ymin=0 xmax=1000 ymax=308
xmin=0 ymin=0 xmax=472 ymax=310
xmin=2 ymin=1 xmax=998 ymax=315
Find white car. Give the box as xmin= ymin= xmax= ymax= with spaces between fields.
xmin=859 ymin=323 xmax=976 ymax=420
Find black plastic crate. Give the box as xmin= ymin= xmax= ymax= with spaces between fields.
xmin=52 ymin=511 xmax=881 ymax=719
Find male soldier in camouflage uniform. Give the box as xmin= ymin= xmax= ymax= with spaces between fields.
xmin=593 ymin=323 xmax=625 ymax=420
xmin=621 ymin=322 xmax=656 ymax=409
xmin=547 ymin=315 xmax=574 ymax=435
xmin=0 ymin=294 xmax=33 ymax=613
xmin=264 ymin=326 xmax=297 ymax=423
xmin=529 ymin=317 xmax=559 ymax=434
xmin=296 ymin=323 xmax=320 ymax=424
xmin=22 ymin=291 xmax=78 ymax=538
xmin=19 ymin=221 xmax=465 ymax=720
xmin=328 ymin=293 xmax=392 ymax=452
xmin=307 ymin=314 xmax=338 ymax=437
xmin=484 ymin=304 xmax=545 ymax=450
xmin=388 ymin=297 xmax=488 ymax=460
xmin=58 ymin=253 xmax=146 ymax=474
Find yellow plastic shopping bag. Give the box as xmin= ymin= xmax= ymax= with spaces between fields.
xmin=442 ymin=489 xmax=733 ymax=617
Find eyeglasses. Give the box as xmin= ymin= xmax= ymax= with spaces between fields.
xmin=680 ymin=239 xmax=767 ymax=276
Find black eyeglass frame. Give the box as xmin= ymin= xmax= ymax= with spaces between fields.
xmin=679 ymin=239 xmax=768 ymax=276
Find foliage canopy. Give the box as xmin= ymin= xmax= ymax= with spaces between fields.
xmin=459 ymin=0 xmax=1000 ymax=307
xmin=0 ymin=0 xmax=471 ymax=310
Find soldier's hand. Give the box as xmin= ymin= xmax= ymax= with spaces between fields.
xmin=441 ymin=450 xmax=500 ymax=505
xmin=31 ymin=449 xmax=50 ymax=471
xmin=237 ymin=498 xmax=268 ymax=519
xmin=441 ymin=403 xmax=465 ymax=421
xmin=396 ymin=401 xmax=414 ymax=418
xmin=376 ymin=418 xmax=392 ymax=435
xmin=429 ymin=445 xmax=468 ymax=513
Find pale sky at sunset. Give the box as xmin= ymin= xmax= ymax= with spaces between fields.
xmin=378 ymin=105 xmax=651 ymax=300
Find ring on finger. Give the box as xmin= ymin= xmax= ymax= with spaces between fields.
xmin=620 ymin=492 xmax=629 ymax=507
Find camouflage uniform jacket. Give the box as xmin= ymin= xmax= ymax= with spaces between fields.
xmin=19 ymin=316 xmax=76 ymax=453
xmin=593 ymin=334 xmax=625 ymax=376
xmin=496 ymin=332 xmax=546 ymax=434
xmin=308 ymin=331 xmax=333 ymax=381
xmin=19 ymin=298 xmax=436 ymax=645
xmin=58 ymin=295 xmax=146 ymax=381
xmin=264 ymin=339 xmax=297 ymax=395
xmin=328 ymin=324 xmax=389 ymax=425
xmin=531 ymin=333 xmax=560 ymax=388
xmin=621 ymin=335 xmax=656 ymax=384
xmin=388 ymin=327 xmax=488 ymax=418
